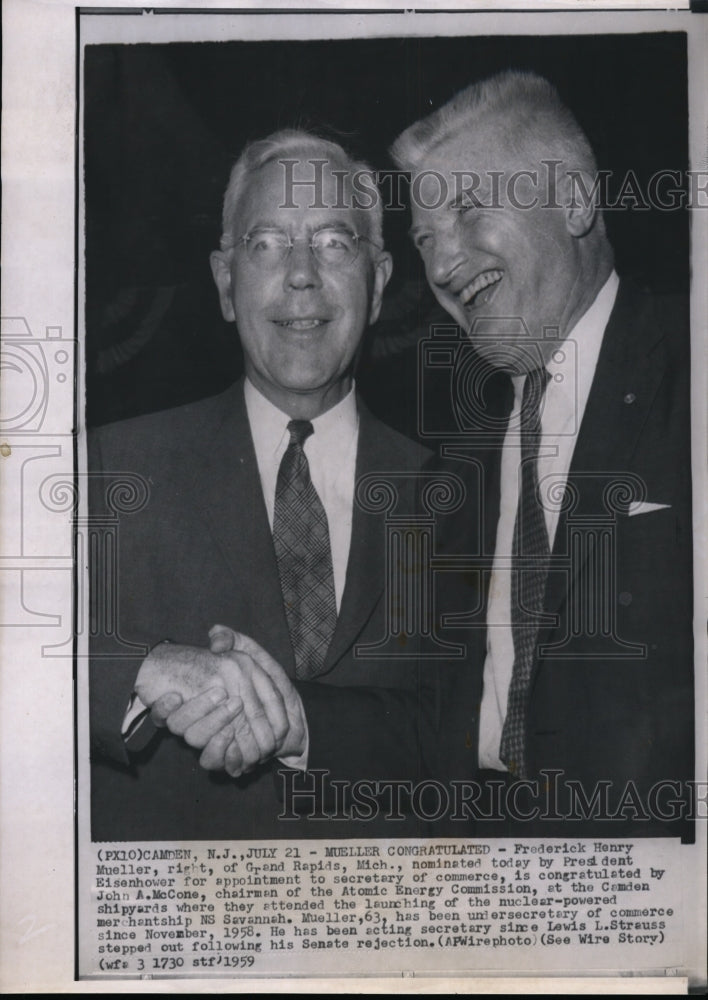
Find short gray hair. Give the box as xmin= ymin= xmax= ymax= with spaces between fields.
xmin=390 ymin=70 xmax=598 ymax=176
xmin=219 ymin=129 xmax=384 ymax=251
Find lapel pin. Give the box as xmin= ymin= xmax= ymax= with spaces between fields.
xmin=623 ymin=392 xmax=636 ymax=404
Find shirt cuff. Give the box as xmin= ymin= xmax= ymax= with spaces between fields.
xmin=276 ymin=698 xmax=309 ymax=771
xmin=121 ymin=692 xmax=149 ymax=743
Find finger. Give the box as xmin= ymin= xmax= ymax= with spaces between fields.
xmin=228 ymin=649 xmax=288 ymax=739
xmin=164 ymin=685 xmax=227 ymax=738
xmin=224 ymin=737 xmax=245 ymax=779
xmin=208 ymin=623 xmax=237 ymax=654
xmin=199 ymin=723 xmax=236 ymax=771
xmin=150 ymin=692 xmax=183 ymax=727
xmin=228 ymin=694 xmax=267 ymax=771
xmin=227 ymin=634 xmax=295 ymax=707
xmin=232 ymin=642 xmax=302 ymax=740
xmin=219 ymin=656 xmax=281 ymax=759
xmin=247 ymin=659 xmax=289 ymax=748
xmin=183 ymin=699 xmax=244 ymax=750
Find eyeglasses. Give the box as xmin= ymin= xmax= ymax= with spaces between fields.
xmin=236 ymin=226 xmax=378 ymax=270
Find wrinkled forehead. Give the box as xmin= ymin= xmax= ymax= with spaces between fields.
xmin=418 ymin=111 xmax=529 ymax=175
xmin=240 ymin=156 xmax=368 ymax=233
xmin=409 ymin=126 xmax=541 ymax=223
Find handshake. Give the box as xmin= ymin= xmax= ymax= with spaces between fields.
xmin=134 ymin=626 xmax=307 ymax=777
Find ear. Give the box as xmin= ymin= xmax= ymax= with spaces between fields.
xmin=367 ymin=251 xmax=393 ymax=326
xmin=209 ymin=249 xmax=236 ymax=323
xmin=561 ymin=170 xmax=598 ymax=238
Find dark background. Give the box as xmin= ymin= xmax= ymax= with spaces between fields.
xmin=84 ymin=32 xmax=689 ymax=434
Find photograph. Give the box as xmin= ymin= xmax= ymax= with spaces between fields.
xmin=85 ymin=27 xmax=694 ymax=844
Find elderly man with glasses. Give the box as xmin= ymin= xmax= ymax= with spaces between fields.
xmin=89 ymin=130 xmax=432 ymax=841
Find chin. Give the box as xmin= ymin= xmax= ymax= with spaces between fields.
xmin=282 ymin=369 xmax=331 ymax=390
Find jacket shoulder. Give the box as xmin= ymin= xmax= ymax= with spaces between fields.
xmin=613 ymin=281 xmax=689 ymax=360
xmin=88 ymin=383 xmax=243 ymax=468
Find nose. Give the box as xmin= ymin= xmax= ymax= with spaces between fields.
xmin=284 ymin=238 xmax=322 ymax=290
xmin=427 ymin=228 xmax=468 ymax=289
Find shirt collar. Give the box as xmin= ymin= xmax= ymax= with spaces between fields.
xmin=244 ymin=377 xmax=358 ymax=459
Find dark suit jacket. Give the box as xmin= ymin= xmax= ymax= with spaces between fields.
xmin=89 ymin=379 xmax=432 ymax=840
xmin=434 ymin=281 xmax=694 ymax=837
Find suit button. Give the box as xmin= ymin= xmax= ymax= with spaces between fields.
xmin=623 ymin=392 xmax=636 ymax=404
xmin=619 ymin=591 xmax=632 ymax=606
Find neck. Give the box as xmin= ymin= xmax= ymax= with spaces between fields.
xmin=247 ymin=373 xmax=353 ymax=421
xmin=540 ymin=242 xmax=614 ymax=367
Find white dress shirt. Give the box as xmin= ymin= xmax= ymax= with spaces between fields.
xmin=478 ymin=271 xmax=620 ymax=770
xmin=244 ymin=377 xmax=359 ymax=612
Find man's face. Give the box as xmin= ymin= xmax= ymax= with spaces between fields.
xmin=410 ymin=126 xmax=586 ymax=373
xmin=211 ymin=158 xmax=392 ymax=417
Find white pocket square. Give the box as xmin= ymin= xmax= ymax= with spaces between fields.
xmin=628 ymin=501 xmax=671 ymax=517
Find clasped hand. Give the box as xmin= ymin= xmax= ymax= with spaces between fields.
xmin=134 ymin=627 xmax=306 ymax=777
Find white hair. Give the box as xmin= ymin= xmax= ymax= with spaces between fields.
xmin=219 ymin=129 xmax=384 ymax=250
xmin=390 ymin=70 xmax=598 ymax=177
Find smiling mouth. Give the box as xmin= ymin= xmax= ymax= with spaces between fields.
xmin=273 ymin=319 xmax=328 ymax=331
xmin=459 ymin=270 xmax=504 ymax=310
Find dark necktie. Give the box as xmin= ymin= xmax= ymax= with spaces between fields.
xmin=500 ymin=366 xmax=552 ymax=778
xmin=273 ymin=420 xmax=337 ymax=680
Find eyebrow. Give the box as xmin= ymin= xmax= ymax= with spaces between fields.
xmin=247 ymin=220 xmax=358 ymax=234
xmin=246 ymin=219 xmax=282 ymax=231
xmin=407 ymin=193 xmax=483 ymax=239
xmin=449 ymin=191 xmax=483 ymax=210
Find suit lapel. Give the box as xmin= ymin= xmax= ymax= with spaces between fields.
xmin=540 ymin=281 xmax=668 ymax=631
xmin=183 ymin=380 xmax=295 ymax=673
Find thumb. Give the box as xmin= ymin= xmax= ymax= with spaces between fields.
xmin=208 ymin=623 xmax=238 ymax=653
xmin=151 ymin=691 xmax=184 ymax=726
xmin=227 ymin=633 xmax=288 ymax=686
xmin=225 ymin=630 xmax=268 ymax=661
